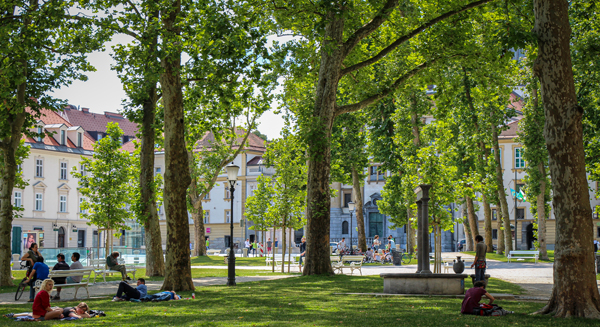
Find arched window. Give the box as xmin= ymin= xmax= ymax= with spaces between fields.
xmin=57 ymin=227 xmax=65 ymax=248
xmin=342 ymin=221 xmax=349 ymax=234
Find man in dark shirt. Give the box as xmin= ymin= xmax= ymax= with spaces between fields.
xmin=461 ymin=281 xmax=494 ymax=314
xmin=51 ymin=253 xmax=70 ymax=300
xmin=471 ymin=235 xmax=487 ymax=282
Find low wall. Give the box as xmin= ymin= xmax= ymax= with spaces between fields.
xmin=380 ymin=273 xmax=468 ymax=295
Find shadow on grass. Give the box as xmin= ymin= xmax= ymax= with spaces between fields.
xmin=1 ymin=275 xmax=593 ymax=326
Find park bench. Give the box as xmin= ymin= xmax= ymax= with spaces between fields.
xmin=265 ymin=254 xmax=298 ymax=268
xmin=341 ymin=255 xmax=365 ymax=275
xmin=34 ymin=268 xmax=94 ymax=299
xmin=89 ymin=258 xmax=137 ymax=283
xmin=207 ymin=249 xmax=221 ymax=256
xmin=507 ymin=250 xmax=539 ymax=263
xmin=331 ymin=256 xmax=344 ymax=274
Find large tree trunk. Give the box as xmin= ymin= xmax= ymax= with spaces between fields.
xmin=492 ymin=125 xmax=513 ymax=253
xmin=537 ymin=163 xmax=549 ymax=260
xmin=160 ymin=0 xmax=193 ymax=291
xmin=466 ymin=196 xmax=479 ymax=245
xmin=463 ymin=204 xmax=474 ymax=251
xmin=352 ymin=167 xmax=366 ymax=251
xmin=191 ymin=199 xmax=207 ymax=257
xmin=482 ymin=196 xmax=493 ymax=253
xmin=302 ymin=14 xmax=344 ymax=276
xmin=533 ymin=0 xmax=600 ymax=317
xmin=496 ymin=205 xmax=505 ymax=255
xmin=140 ymin=88 xmax=165 ymax=277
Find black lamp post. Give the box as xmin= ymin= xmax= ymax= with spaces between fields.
xmin=348 ymin=202 xmax=355 ymax=254
xmin=226 ymin=164 xmax=240 ymax=286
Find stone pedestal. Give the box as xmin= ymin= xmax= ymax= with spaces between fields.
xmin=381 ymin=273 xmax=468 ymax=295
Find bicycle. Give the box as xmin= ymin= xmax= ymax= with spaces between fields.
xmin=401 ymin=251 xmax=414 ymax=265
xmin=15 ymin=261 xmax=31 ymax=301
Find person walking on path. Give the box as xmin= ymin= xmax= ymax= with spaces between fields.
xmin=470 ymin=235 xmax=487 ymax=282
xmin=267 ymin=238 xmax=272 ymax=255
xmin=106 ymin=252 xmax=130 ymax=281
xmin=252 ymin=240 xmax=258 ymax=257
xmin=206 ymin=237 xmax=210 ymax=250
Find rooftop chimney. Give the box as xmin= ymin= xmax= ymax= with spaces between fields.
xmin=82 ymin=107 xmax=89 ymax=113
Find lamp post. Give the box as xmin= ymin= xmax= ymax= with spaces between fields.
xmin=348 ymin=202 xmax=355 ymax=254
xmin=226 ymin=164 xmax=240 ymax=286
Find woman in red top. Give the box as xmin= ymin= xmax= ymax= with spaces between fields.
xmin=32 ymin=279 xmax=63 ymax=321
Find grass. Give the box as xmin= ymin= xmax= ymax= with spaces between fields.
xmin=462 ymin=250 xmax=555 ymax=263
xmin=1 ymin=274 xmax=593 ymax=327
xmin=1 ymin=268 xmax=296 ymax=294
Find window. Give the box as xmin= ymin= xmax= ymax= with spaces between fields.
xmin=154 ymin=167 xmax=161 ymax=176
xmin=225 ymin=210 xmax=231 ymax=223
xmin=60 ymin=130 xmax=66 ymax=145
xmin=97 ymin=133 xmax=103 ymax=141
xmin=203 ymin=192 xmax=210 ymax=200
xmin=204 ymin=210 xmax=210 ymax=224
xmin=597 ymin=227 xmax=600 ymax=238
xmin=59 ymin=195 xmax=67 ymax=212
xmin=37 ymin=127 xmax=43 ymax=142
xmin=14 ymin=191 xmax=22 ymax=208
xmin=342 ymin=221 xmax=349 ymax=234
xmin=80 ymin=164 xmax=86 ymax=176
xmin=369 ymin=212 xmax=384 ymax=237
xmin=515 ymin=148 xmax=525 ymax=169
xmin=35 ymin=159 xmax=43 ymax=177
xmin=79 ymin=197 xmax=86 ymax=213
xmin=517 ymin=208 xmax=525 ymax=220
xmin=492 ymin=209 xmax=497 ymax=220
xmin=224 ymin=184 xmax=231 ymax=199
xmin=60 ymin=162 xmax=68 ymax=180
xmin=492 ymin=229 xmax=498 ymax=239
xmin=369 ymin=166 xmax=385 ymax=181
xmin=343 ymin=192 xmax=352 ymax=208
xmin=77 ymin=132 xmax=82 ymax=147
xmin=35 ymin=193 xmax=43 ymax=211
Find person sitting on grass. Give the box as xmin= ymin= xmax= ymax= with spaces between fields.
xmin=106 ymin=251 xmax=131 ymax=281
xmin=62 ymin=302 xmax=91 ymax=319
xmin=461 ymin=281 xmax=495 ymax=314
xmin=32 ymin=279 xmax=63 ymax=321
xmin=112 ymin=278 xmax=147 ymax=301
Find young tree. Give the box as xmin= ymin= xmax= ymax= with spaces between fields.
xmin=72 ymin=123 xmax=134 ymax=254
xmin=245 ymin=174 xmax=274 ymax=256
xmin=0 ymin=0 xmax=105 ymax=286
xmin=270 ymin=0 xmax=495 ymax=274
xmin=532 ymin=0 xmax=600 ymax=318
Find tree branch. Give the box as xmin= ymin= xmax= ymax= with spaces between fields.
xmin=335 ymin=60 xmax=435 ymax=116
xmin=342 ymin=0 xmax=399 ymax=59
xmin=340 ymin=0 xmax=493 ymax=77
xmin=125 ymin=0 xmax=143 ymax=20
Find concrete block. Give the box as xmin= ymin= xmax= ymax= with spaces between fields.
xmin=381 ymin=273 xmax=468 ymax=295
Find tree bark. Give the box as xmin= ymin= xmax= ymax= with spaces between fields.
xmin=463 ymin=204 xmax=474 ymax=251
xmin=302 ymin=13 xmax=344 ymax=276
xmin=466 ymin=196 xmax=479 ymax=245
xmin=191 ymin=198 xmax=207 ymax=257
xmin=491 ymin=124 xmax=513 ymax=253
xmin=351 ymin=166 xmax=366 ymax=251
xmin=537 ymin=163 xmax=549 ymax=260
xmin=406 ymin=207 xmax=416 ymax=254
xmin=496 ymin=205 xmax=505 ymax=255
xmin=482 ymin=196 xmax=493 ymax=252
xmin=533 ymin=0 xmax=600 ymax=317
xmin=281 ymin=220 xmax=286 ymax=273
xmin=287 ymin=227 xmax=292 ymax=273
xmin=140 ymin=86 xmax=165 ymax=277
xmin=160 ymin=0 xmax=193 ymax=291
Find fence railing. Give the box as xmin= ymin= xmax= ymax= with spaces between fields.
xmin=35 ymin=247 xmax=147 ymax=267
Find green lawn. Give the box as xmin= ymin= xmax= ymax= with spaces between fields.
xmin=1 ymin=274 xmax=593 ymax=326
xmin=1 ymin=268 xmax=296 ymax=294
xmin=463 ymin=250 xmax=554 ymax=263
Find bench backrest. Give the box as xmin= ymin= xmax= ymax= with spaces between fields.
xmin=89 ymin=259 xmax=107 ymax=268
xmin=342 ymin=255 xmax=365 ymax=262
xmin=509 ymin=251 xmax=539 ymax=255
xmin=330 ymin=256 xmax=341 ymax=262
xmin=48 ymin=268 xmax=94 ymax=284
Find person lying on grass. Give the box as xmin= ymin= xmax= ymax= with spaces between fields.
xmin=112 ymin=278 xmax=147 ymax=301
xmin=142 ymin=291 xmax=182 ymax=301
xmin=4 ymin=302 xmax=91 ymax=320
xmin=461 ymin=281 xmax=495 ymax=314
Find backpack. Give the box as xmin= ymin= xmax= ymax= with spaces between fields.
xmin=473 ymin=304 xmax=512 ymax=316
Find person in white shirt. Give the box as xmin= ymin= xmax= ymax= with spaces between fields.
xmin=337 ymin=238 xmax=347 ymax=253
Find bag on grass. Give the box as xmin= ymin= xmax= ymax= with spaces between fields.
xmin=473 ymin=304 xmax=512 ymax=316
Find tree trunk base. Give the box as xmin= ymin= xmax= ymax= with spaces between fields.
xmin=534 ymin=288 xmax=600 ymax=318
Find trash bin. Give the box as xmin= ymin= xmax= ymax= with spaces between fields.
xmin=243 ymin=248 xmax=248 ymax=257
xmin=391 ymin=249 xmax=401 ymax=266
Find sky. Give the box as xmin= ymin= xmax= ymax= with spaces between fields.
xmin=51 ymin=35 xmax=286 ymax=140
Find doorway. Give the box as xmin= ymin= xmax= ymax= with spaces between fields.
xmin=526 ymin=223 xmax=536 ymax=250
xmin=57 ymin=227 xmax=65 ymax=248
xmin=249 ymin=234 xmax=255 ymax=243
xmin=12 ymin=227 xmax=22 ymax=254
xmin=77 ymin=230 xmax=86 ymax=248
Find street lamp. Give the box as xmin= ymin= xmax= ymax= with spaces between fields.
xmin=226 ymin=164 xmax=240 ymax=286
xmin=348 ymin=202 xmax=355 ymax=254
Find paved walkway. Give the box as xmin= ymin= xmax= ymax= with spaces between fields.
xmin=0 ymin=275 xmax=292 ymax=305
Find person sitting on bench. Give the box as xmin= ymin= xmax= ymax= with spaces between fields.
xmin=112 ymin=278 xmax=147 ymax=302
xmin=106 ymin=252 xmax=131 ymax=281
xmin=461 ymin=281 xmax=494 ymax=314
xmin=50 ymin=254 xmax=70 ymax=300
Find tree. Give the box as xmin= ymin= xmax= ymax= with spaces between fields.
xmin=270 ymin=0 xmax=495 ymax=274
xmin=532 ymin=0 xmax=600 ymax=318
xmin=245 ymin=174 xmax=273 ymax=258
xmin=105 ymin=0 xmax=166 ymax=277
xmin=0 ymin=0 xmax=105 ymax=286
xmin=72 ymin=123 xmax=134 ymax=253
xmin=330 ymin=112 xmax=369 ymax=251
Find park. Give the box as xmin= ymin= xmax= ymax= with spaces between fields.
xmin=2 ymin=0 xmax=600 ymax=324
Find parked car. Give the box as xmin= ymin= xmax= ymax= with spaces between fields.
xmin=330 ymin=242 xmax=338 ymax=254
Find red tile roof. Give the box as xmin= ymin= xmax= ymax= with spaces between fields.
xmin=23 ymin=108 xmax=95 ymax=150
xmin=59 ymin=107 xmax=138 ymax=139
